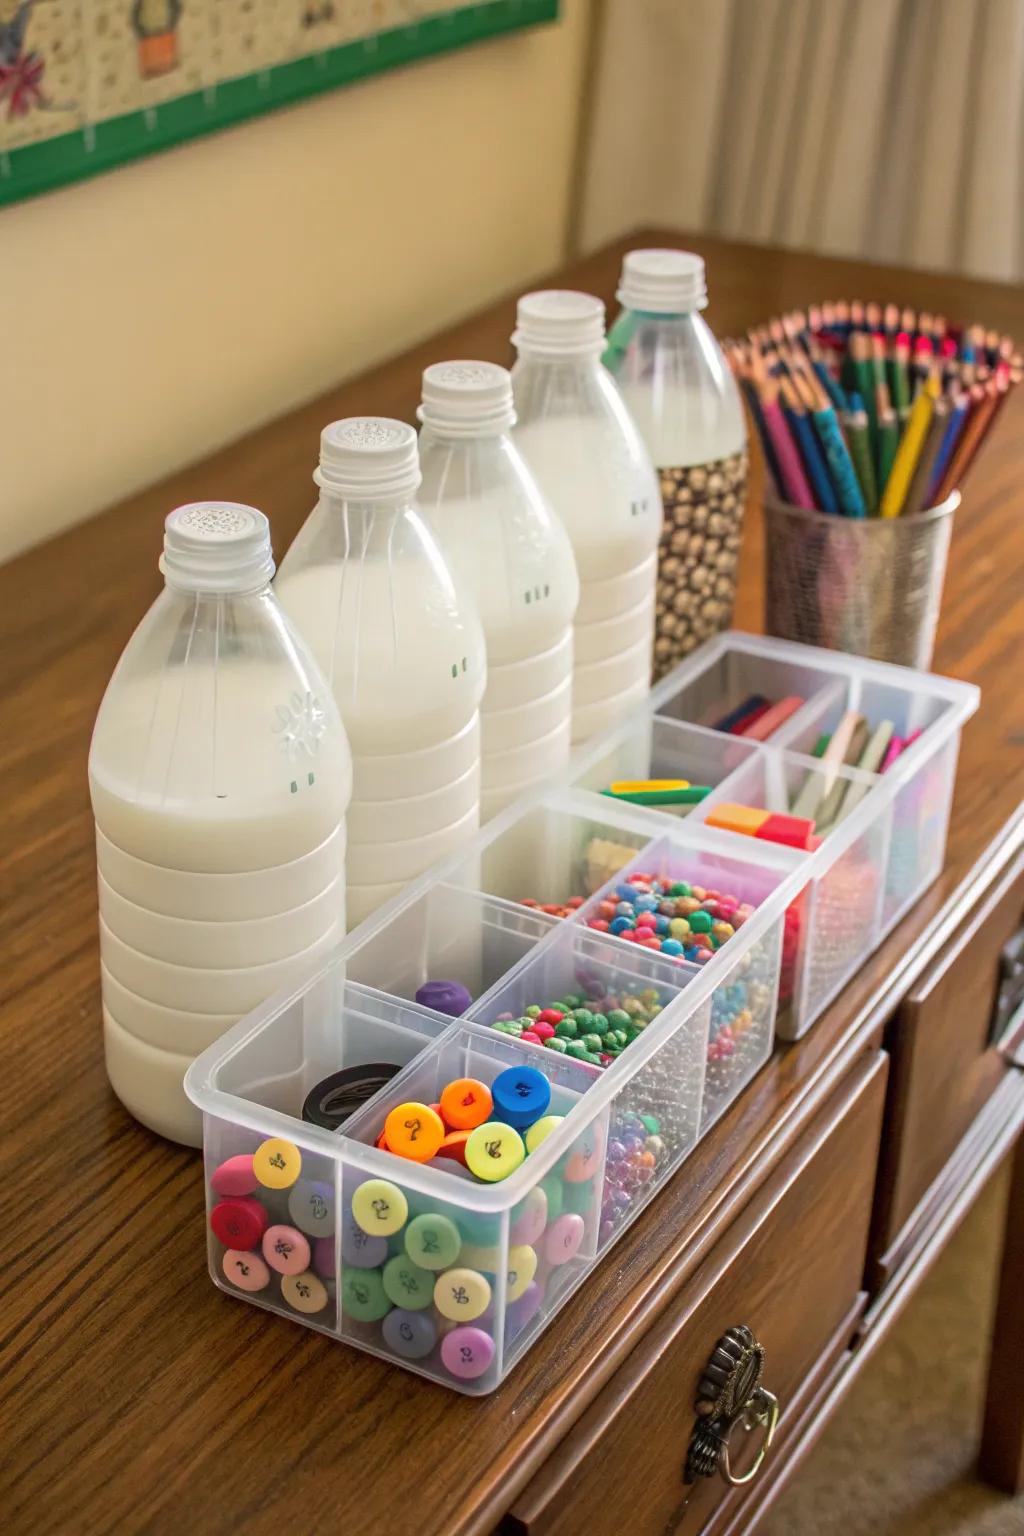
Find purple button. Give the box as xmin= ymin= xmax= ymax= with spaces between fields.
xmin=383 ymin=1308 xmax=438 ymax=1360
xmin=543 ymin=1212 xmax=585 ymax=1266
xmin=313 ymin=1236 xmax=337 ymax=1279
xmin=340 ymin=1210 xmax=388 ymax=1269
xmin=440 ymin=1325 xmax=495 ymax=1381
xmin=505 ymin=1280 xmax=544 ymax=1340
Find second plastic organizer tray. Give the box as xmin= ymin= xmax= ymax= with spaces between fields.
xmin=186 ymin=632 xmax=978 ymax=1394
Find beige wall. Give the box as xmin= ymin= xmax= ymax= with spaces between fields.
xmin=0 ymin=1 xmax=590 ymax=562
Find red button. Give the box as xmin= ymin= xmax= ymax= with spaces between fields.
xmin=210 ymin=1154 xmax=257 ymax=1197
xmin=209 ymin=1196 xmax=268 ymax=1249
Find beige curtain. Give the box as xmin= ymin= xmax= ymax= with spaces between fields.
xmin=577 ymin=0 xmax=1024 ymax=281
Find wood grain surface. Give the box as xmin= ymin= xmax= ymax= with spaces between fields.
xmin=3 ymin=230 xmax=1024 ymax=1536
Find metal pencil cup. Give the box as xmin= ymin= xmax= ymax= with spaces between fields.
xmin=763 ymin=492 xmax=958 ymax=669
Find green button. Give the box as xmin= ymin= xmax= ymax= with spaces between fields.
xmin=342 ymin=1266 xmax=391 ymax=1323
xmin=404 ymin=1212 xmax=461 ymax=1271
xmin=382 ymin=1254 xmax=435 ymax=1310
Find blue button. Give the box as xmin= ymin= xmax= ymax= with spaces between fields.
xmin=491 ymin=1065 xmax=551 ymax=1130
xmin=382 ymin=1307 xmax=438 ymax=1360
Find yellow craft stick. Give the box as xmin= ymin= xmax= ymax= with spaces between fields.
xmin=879 ymin=374 xmax=939 ymax=518
xmin=608 ymin=779 xmax=689 ymax=794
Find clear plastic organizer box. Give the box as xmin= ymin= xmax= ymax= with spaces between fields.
xmin=186 ymin=632 xmax=978 ymax=1394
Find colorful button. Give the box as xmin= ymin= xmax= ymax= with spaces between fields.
xmin=351 ymin=1179 xmax=408 ymax=1237
xmin=457 ymin=1242 xmax=501 ymax=1273
xmin=262 ymin=1224 xmax=312 ymax=1276
xmin=382 ymin=1255 xmax=435 ymax=1310
xmin=384 ymin=1102 xmax=446 ymax=1162
xmin=209 ymin=1197 xmax=268 ymax=1250
xmin=383 ymin=1307 xmax=438 ymax=1360
xmin=563 ymin=1129 xmax=601 ymax=1183
xmin=282 ymin=1270 xmax=329 ymax=1314
xmin=441 ymin=1325 xmax=495 ymax=1381
xmin=563 ymin=1176 xmax=597 ymax=1216
xmin=210 ymin=1154 xmax=257 ymax=1197
xmin=434 ymin=1130 xmax=470 ymax=1165
xmin=433 ymin=1267 xmax=492 ymax=1322
xmin=288 ymin=1179 xmax=334 ymax=1238
xmin=340 ymin=1211 xmax=387 ymax=1269
xmin=505 ymin=1280 xmax=544 ymax=1341
xmin=506 ymin=1244 xmax=538 ymax=1302
xmin=544 ymin=1212 xmax=585 ymax=1265
xmin=465 ymin=1121 xmax=526 ymax=1182
xmin=341 ymin=1266 xmax=392 ymax=1323
xmin=539 ymin=1174 xmax=563 ymax=1223
xmin=439 ymin=1078 xmax=493 ymax=1131
xmin=221 ymin=1248 xmax=270 ymax=1292
xmin=491 ymin=1065 xmax=551 ymax=1130
xmin=314 ymin=1235 xmax=337 ymax=1279
xmin=253 ymin=1137 xmax=302 ymax=1190
xmin=404 ymin=1212 xmax=462 ymax=1270
xmin=524 ymin=1114 xmax=563 ymax=1153
xmin=510 ymin=1185 xmax=548 ymax=1247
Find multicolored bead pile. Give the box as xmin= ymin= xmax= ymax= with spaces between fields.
xmin=488 ymin=987 xmax=665 ymax=1066
xmin=584 ymin=873 xmax=755 ymax=961
xmin=600 ymin=1107 xmax=667 ymax=1245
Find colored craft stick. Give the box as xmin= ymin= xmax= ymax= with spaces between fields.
xmin=812 ymin=403 xmax=867 ymax=517
xmin=739 ymin=694 xmax=806 ymax=741
xmin=728 ymin=699 xmax=772 ymax=735
xmin=879 ymin=374 xmax=939 ymax=518
xmin=879 ymin=734 xmax=904 ymax=772
xmin=602 ymin=783 xmax=711 ymax=807
xmin=712 ymin=695 xmax=767 ymax=733
xmin=791 ymin=710 xmax=863 ymax=819
xmin=811 ymin=734 xmax=831 ymax=758
xmin=831 ymin=721 xmax=894 ymax=825
xmin=608 ymin=779 xmax=689 ymax=794
xmin=815 ymin=715 xmax=869 ymax=829
xmin=705 ymin=803 xmax=816 ymax=851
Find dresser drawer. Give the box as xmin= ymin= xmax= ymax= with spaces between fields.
xmin=873 ymin=852 xmax=1024 ymax=1264
xmin=504 ymin=1052 xmax=887 ymax=1536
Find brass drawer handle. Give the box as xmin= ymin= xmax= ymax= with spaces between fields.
xmin=684 ymin=1326 xmax=779 ymax=1488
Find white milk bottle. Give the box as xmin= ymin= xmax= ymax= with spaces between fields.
xmin=90 ymin=503 xmax=352 ymax=1147
xmin=603 ymin=249 xmax=748 ymax=678
xmin=275 ymin=419 xmax=486 ymax=926
xmin=511 ymin=290 xmax=661 ymax=744
xmin=417 ymin=361 xmax=579 ymax=819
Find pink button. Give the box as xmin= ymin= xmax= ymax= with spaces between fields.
xmin=440 ymin=1326 xmax=495 ymax=1381
xmin=510 ymin=1185 xmax=548 ymax=1247
xmin=210 ymin=1154 xmax=258 ymax=1197
xmin=544 ymin=1212 xmax=585 ymax=1265
xmin=221 ymin=1248 xmax=270 ymax=1293
xmin=262 ymin=1224 xmax=312 ymax=1276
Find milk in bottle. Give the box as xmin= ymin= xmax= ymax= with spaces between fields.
xmin=275 ymin=419 xmax=486 ymax=926
xmin=417 ymin=361 xmax=579 ymax=819
xmin=511 ymin=290 xmax=661 ymax=743
xmin=89 ymin=503 xmax=352 ymax=1146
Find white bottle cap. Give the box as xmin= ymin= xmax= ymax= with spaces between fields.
xmin=315 ymin=417 xmax=422 ymax=500
xmin=417 ymin=360 xmax=516 ymax=438
xmin=512 ymin=290 xmax=606 ymax=357
xmin=616 ymin=249 xmax=708 ymax=313
xmin=160 ymin=502 xmax=275 ymax=594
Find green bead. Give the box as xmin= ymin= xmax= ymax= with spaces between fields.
xmin=540 ymin=1175 xmax=564 ymax=1222
xmin=566 ymin=1042 xmax=589 ymax=1060
xmin=688 ymin=910 xmax=712 ymax=933
xmin=581 ymin=1033 xmax=603 ymax=1053
xmin=640 ymin=1113 xmax=661 ymax=1134
xmin=544 ymin=1036 xmax=568 ymax=1053
xmin=614 ymin=1028 xmax=629 ymax=1046
xmin=525 ymin=1005 xmax=542 ymax=1018
xmin=555 ymin=1018 xmax=578 ymax=1039
xmin=560 ymin=994 xmax=582 ymax=1009
xmin=670 ymin=881 xmax=692 ymax=897
xmin=602 ymin=1032 xmax=619 ymax=1049
xmin=591 ymin=1013 xmax=608 ymax=1031
xmin=584 ymin=1051 xmax=603 ymax=1065
xmin=562 ymin=1177 xmax=597 ymax=1215
xmin=573 ymin=1008 xmax=594 ymax=1027
xmin=607 ymin=1008 xmax=631 ymax=1028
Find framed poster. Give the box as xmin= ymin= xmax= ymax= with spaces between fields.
xmin=0 ymin=0 xmax=558 ymax=206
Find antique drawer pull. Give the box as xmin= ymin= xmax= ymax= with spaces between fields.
xmin=684 ymin=1326 xmax=779 ymax=1488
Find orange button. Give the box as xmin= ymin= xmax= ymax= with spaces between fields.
xmin=384 ymin=1102 xmax=445 ymax=1162
xmin=439 ymin=1078 xmax=493 ymax=1131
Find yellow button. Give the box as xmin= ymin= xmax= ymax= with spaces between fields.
xmin=351 ymin=1178 xmax=408 ymax=1237
xmin=433 ymin=1266 xmax=492 ymax=1322
xmin=252 ymin=1137 xmax=302 ymax=1190
xmin=384 ymin=1102 xmax=446 ymax=1162
xmin=281 ymin=1270 xmax=329 ymax=1315
xmin=506 ymin=1244 xmax=538 ymax=1302
xmin=525 ymin=1114 xmax=563 ymax=1153
xmin=458 ymin=1242 xmax=501 ymax=1273
xmin=465 ymin=1121 xmax=526 ymax=1182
